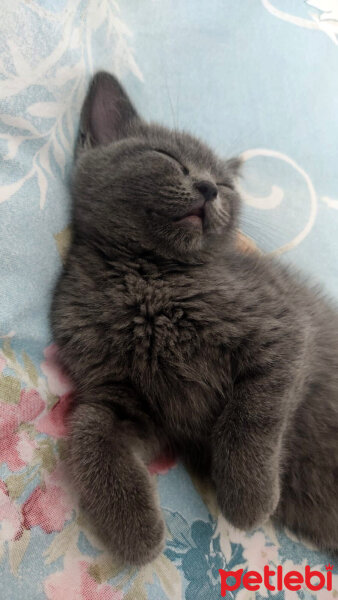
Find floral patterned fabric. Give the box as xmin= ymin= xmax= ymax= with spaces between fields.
xmin=1 ymin=1 xmax=338 ymax=599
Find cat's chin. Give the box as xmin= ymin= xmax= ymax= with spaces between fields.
xmin=176 ymin=214 xmax=203 ymax=228
xmin=174 ymin=201 xmax=205 ymax=230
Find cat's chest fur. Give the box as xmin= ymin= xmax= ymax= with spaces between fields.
xmin=122 ymin=270 xmax=224 ymax=362
xmin=108 ymin=264 xmax=233 ymax=438
xmin=57 ymin=250 xmax=297 ymax=441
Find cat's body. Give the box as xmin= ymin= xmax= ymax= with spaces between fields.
xmin=51 ymin=72 xmax=338 ymax=565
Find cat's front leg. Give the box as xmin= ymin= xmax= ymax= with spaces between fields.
xmin=67 ymin=386 xmax=165 ymax=566
xmin=211 ymin=376 xmax=289 ymax=530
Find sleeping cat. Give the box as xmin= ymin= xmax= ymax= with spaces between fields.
xmin=51 ymin=71 xmax=338 ymax=565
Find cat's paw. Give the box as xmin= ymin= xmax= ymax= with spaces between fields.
xmin=96 ymin=495 xmax=166 ymax=567
xmin=113 ymin=513 xmax=165 ymax=566
xmin=217 ymin=479 xmax=280 ymax=531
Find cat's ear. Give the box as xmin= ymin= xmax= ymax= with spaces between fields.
xmin=225 ymin=157 xmax=242 ymax=179
xmin=77 ymin=71 xmax=140 ymax=153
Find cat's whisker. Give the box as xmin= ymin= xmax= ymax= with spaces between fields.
xmin=163 ymin=73 xmax=178 ymax=130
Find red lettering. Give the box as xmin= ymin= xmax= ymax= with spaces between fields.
xmin=220 ymin=564 xmax=330 ymax=594
xmin=263 ymin=565 xmax=276 ymax=591
xmin=243 ymin=571 xmax=262 ymax=591
xmin=305 ymin=566 xmax=325 ymax=591
xmin=219 ymin=569 xmax=243 ymax=597
xmin=284 ymin=571 xmax=303 ymax=591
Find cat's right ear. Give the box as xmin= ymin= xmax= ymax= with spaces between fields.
xmin=76 ymin=71 xmax=140 ymax=155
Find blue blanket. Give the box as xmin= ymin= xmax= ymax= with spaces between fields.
xmin=1 ymin=1 xmax=337 ymax=598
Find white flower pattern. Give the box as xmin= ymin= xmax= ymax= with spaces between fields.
xmin=1 ymin=1 xmax=338 ymax=598
xmin=261 ymin=0 xmax=338 ymax=44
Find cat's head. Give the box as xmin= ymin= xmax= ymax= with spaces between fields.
xmin=73 ymin=71 xmax=241 ymax=261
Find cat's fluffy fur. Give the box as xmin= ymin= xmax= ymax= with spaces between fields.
xmin=51 ymin=72 xmax=338 ymax=565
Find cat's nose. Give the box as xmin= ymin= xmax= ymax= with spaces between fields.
xmin=194 ymin=180 xmax=218 ymax=202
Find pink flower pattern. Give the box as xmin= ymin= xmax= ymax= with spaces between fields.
xmin=45 ymin=559 xmax=123 ymax=600
xmin=36 ymin=344 xmax=74 ymax=438
xmin=1 ymin=342 xmax=337 ymax=599
xmin=0 ymin=389 xmax=44 ymax=471
xmin=41 ymin=344 xmax=74 ymax=397
xmin=36 ymin=393 xmax=73 ymax=438
xmin=0 ymin=480 xmax=23 ymax=542
xmin=147 ymin=451 xmax=177 ymax=475
xmin=22 ymin=476 xmax=73 ymax=534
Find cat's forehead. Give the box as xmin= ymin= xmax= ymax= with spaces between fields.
xmin=129 ymin=122 xmax=225 ymax=172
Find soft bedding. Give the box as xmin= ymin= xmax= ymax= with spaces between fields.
xmin=1 ymin=1 xmax=338 ymax=598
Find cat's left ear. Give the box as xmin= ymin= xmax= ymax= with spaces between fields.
xmin=225 ymin=157 xmax=242 ymax=179
xmin=76 ymin=71 xmax=141 ymax=154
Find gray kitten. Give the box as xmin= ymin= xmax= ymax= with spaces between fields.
xmin=51 ymin=72 xmax=338 ymax=565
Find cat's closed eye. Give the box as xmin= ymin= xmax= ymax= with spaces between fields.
xmin=216 ymin=181 xmax=235 ymax=191
xmin=152 ymin=148 xmax=189 ymax=176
